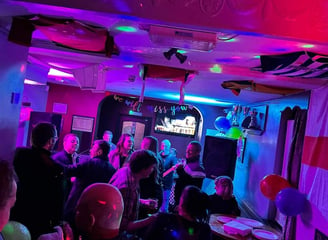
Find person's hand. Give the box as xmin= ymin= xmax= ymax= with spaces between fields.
xmin=147 ymin=199 xmax=158 ymax=210
xmin=140 ymin=198 xmax=158 ymax=210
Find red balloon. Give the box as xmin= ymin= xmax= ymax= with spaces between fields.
xmin=260 ymin=174 xmax=291 ymax=200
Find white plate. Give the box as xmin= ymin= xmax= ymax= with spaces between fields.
xmin=236 ymin=217 xmax=264 ymax=228
xmin=216 ymin=216 xmax=235 ymax=223
xmin=252 ymin=229 xmax=279 ymax=240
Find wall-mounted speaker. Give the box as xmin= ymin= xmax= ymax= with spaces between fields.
xmin=203 ymin=135 xmax=237 ymax=180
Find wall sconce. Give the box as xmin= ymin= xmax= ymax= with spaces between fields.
xmin=163 ymin=48 xmax=187 ymax=64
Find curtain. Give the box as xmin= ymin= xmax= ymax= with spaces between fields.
xmin=281 ymin=106 xmax=308 ymax=240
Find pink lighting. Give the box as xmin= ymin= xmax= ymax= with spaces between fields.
xmin=20 ymin=64 xmax=26 ymax=73
xmin=48 ymin=68 xmax=74 ymax=79
xmin=24 ymin=79 xmax=46 ymax=85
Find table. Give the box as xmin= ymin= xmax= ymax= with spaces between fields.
xmin=209 ymin=214 xmax=282 ymax=240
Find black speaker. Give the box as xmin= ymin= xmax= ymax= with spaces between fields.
xmin=203 ymin=135 xmax=237 ymax=180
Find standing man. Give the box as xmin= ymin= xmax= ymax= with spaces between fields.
xmin=10 ymin=122 xmax=66 ymax=239
xmin=174 ymin=141 xmax=206 ymax=208
xmin=64 ymin=140 xmax=116 ymax=231
xmin=109 ymin=150 xmax=158 ymax=236
xmin=53 ymin=133 xmax=80 ymax=166
xmin=53 ymin=133 xmax=80 ymax=202
xmin=159 ymin=139 xmax=177 ymax=213
xmin=103 ymin=130 xmax=116 ymax=152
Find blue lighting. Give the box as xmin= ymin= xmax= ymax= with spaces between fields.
xmin=216 ymin=58 xmax=235 ymax=63
xmin=162 ymin=93 xmax=233 ymax=106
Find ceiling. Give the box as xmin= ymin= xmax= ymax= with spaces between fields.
xmin=2 ymin=0 xmax=328 ymax=106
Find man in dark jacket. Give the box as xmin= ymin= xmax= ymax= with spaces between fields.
xmin=53 ymin=133 xmax=80 ymax=201
xmin=10 ymin=122 xmax=65 ymax=239
xmin=174 ymin=141 xmax=206 ymax=207
xmin=53 ymin=133 xmax=80 ymax=166
xmin=64 ymin=140 xmax=116 ymax=230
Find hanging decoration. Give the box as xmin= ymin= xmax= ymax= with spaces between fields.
xmin=141 ymin=64 xmax=196 ymax=105
xmin=214 ymin=116 xmax=231 ymax=132
xmin=8 ymin=14 xmax=119 ymax=57
xmin=113 ymin=94 xmax=192 ymax=116
xmin=221 ymin=80 xmax=304 ymax=96
xmin=225 ymin=126 xmax=242 ymax=139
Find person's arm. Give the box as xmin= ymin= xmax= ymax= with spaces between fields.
xmin=125 ymin=214 xmax=157 ymax=232
xmin=64 ymin=161 xmax=87 ymax=177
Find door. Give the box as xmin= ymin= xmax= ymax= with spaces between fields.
xmin=119 ymin=115 xmax=152 ymax=150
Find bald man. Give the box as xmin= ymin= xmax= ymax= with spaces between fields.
xmin=75 ymin=183 xmax=124 ymax=240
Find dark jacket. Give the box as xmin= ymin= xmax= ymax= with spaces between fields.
xmin=11 ymin=147 xmax=66 ymax=239
xmin=174 ymin=155 xmax=205 ymax=205
xmin=52 ymin=150 xmax=80 ymax=201
xmin=53 ymin=150 xmax=79 ymax=166
xmin=209 ymin=194 xmax=241 ymax=216
xmin=144 ymin=213 xmax=212 ymax=240
xmin=64 ymin=155 xmax=116 ymax=225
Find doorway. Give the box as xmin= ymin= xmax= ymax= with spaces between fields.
xmin=119 ymin=115 xmax=152 ymax=150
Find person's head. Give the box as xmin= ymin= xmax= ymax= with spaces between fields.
xmin=186 ymin=141 xmax=201 ymax=159
xmin=0 ymin=160 xmax=17 ymax=231
xmin=103 ymin=130 xmax=113 ymax=143
xmin=141 ymin=136 xmax=158 ymax=154
xmin=63 ymin=133 xmax=79 ymax=154
xmin=75 ymin=183 xmax=123 ymax=240
xmin=160 ymin=139 xmax=171 ymax=155
xmin=31 ymin=122 xmax=58 ymax=150
xmin=116 ymin=133 xmax=134 ymax=154
xmin=90 ymin=140 xmax=110 ymax=159
xmin=178 ymin=185 xmax=210 ymax=224
xmin=214 ymin=176 xmax=233 ymax=199
xmin=129 ymin=150 xmax=157 ymax=179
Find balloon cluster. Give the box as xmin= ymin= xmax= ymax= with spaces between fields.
xmin=260 ymin=174 xmax=307 ymax=216
xmin=214 ymin=116 xmax=242 ymax=139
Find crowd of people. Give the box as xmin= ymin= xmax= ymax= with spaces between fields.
xmin=0 ymin=122 xmax=241 ymax=240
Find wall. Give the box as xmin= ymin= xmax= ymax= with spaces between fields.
xmin=0 ymin=31 xmax=28 ymax=161
xmin=46 ymin=83 xmax=106 ymax=150
xmin=97 ymin=94 xmax=224 ymax=159
xmin=46 ymin=85 xmax=224 ymax=158
xmin=16 ymin=84 xmax=49 ymax=147
xmin=233 ymin=92 xmax=310 ymax=221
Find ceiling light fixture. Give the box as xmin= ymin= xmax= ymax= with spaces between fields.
xmin=163 ymin=48 xmax=187 ymax=64
xmin=175 ymin=52 xmax=188 ymax=64
xmin=163 ymin=48 xmax=177 ymax=60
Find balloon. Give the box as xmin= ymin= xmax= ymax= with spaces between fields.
xmin=226 ymin=127 xmax=242 ymax=139
xmin=214 ymin=116 xmax=231 ymax=131
xmin=260 ymin=174 xmax=291 ymax=200
xmin=2 ymin=221 xmax=31 ymax=240
xmin=275 ymin=188 xmax=307 ymax=216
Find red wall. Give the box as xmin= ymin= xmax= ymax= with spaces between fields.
xmin=46 ymin=83 xmax=107 ymax=150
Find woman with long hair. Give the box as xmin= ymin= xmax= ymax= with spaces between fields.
xmin=108 ymin=133 xmax=134 ymax=170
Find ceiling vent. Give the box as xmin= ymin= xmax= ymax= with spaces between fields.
xmin=148 ymin=25 xmax=217 ymax=52
xmin=73 ymin=64 xmax=107 ymax=91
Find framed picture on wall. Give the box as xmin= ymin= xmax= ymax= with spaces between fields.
xmin=72 ymin=115 xmax=94 ymax=133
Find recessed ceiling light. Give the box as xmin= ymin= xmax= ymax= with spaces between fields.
xmin=210 ymin=64 xmax=222 ymax=73
xmin=115 ymin=26 xmax=137 ymax=32
xmin=302 ymin=44 xmax=314 ymax=48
